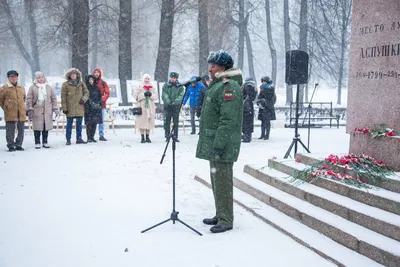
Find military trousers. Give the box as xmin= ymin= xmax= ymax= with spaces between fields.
xmin=163 ymin=106 xmax=180 ymax=138
xmin=209 ymin=160 xmax=234 ymax=227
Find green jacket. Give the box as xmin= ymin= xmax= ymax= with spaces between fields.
xmin=162 ymin=82 xmax=185 ymax=107
xmin=61 ymin=68 xmax=89 ymax=117
xmin=196 ymin=68 xmax=243 ymax=163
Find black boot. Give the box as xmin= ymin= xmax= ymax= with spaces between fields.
xmin=34 ymin=131 xmax=41 ymax=149
xmin=141 ymin=134 xmax=145 ymax=143
xmin=203 ymin=217 xmax=218 ymax=225
xmin=42 ymin=131 xmax=50 ymax=148
xmin=146 ymin=134 xmax=151 ymax=143
xmin=210 ymin=225 xmax=233 ymax=233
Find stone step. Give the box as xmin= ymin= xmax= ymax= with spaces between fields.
xmin=244 ymin=164 xmax=400 ymax=242
xmin=231 ymin=172 xmax=400 ymax=267
xmin=296 ymin=153 xmax=400 ymax=193
xmin=269 ymin=158 xmax=400 ymax=216
xmin=194 ymin=175 xmax=385 ymax=267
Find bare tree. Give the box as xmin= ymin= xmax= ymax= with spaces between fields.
xmin=264 ymin=0 xmax=277 ymax=85
xmin=284 ymin=0 xmax=292 ymax=105
xmin=90 ymin=0 xmax=99 ymax=71
xmin=237 ymin=0 xmax=245 ymax=70
xmin=0 ymin=0 xmax=39 ymax=77
xmin=119 ymin=0 xmax=132 ymax=105
xmin=244 ymin=25 xmax=255 ymax=80
xmin=198 ymin=0 xmax=209 ymax=76
xmin=24 ymin=0 xmax=40 ymax=76
xmin=298 ymin=0 xmax=308 ymax=102
xmin=154 ymin=0 xmax=175 ymax=82
xmin=71 ymin=0 xmax=89 ymax=76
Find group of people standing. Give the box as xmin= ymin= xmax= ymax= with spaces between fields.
xmin=0 ymin=67 xmax=110 ymax=151
xmin=242 ymin=76 xmax=277 ymax=143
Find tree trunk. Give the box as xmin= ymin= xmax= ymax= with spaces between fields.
xmin=154 ymin=0 xmax=175 ymax=83
xmin=90 ymin=0 xmax=99 ymax=72
xmin=337 ymin=0 xmax=349 ymax=105
xmin=118 ymin=0 xmax=132 ymax=105
xmin=198 ymin=0 xmax=209 ymax=76
xmin=284 ymin=0 xmax=292 ymax=105
xmin=0 ymin=0 xmax=35 ymax=76
xmin=298 ymin=0 xmax=308 ymax=103
xmin=265 ymin=0 xmax=277 ymax=86
xmin=72 ymin=0 xmax=89 ymax=77
xmin=237 ymin=0 xmax=245 ymax=70
xmin=244 ymin=26 xmax=255 ymax=80
xmin=24 ymin=0 xmax=40 ymax=77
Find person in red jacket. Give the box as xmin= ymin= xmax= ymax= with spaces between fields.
xmin=93 ymin=68 xmax=110 ymax=141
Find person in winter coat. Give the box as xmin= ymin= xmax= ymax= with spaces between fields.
xmin=196 ymin=50 xmax=243 ymax=234
xmin=162 ymin=72 xmax=184 ymax=142
xmin=196 ymin=74 xmax=210 ymax=118
xmin=133 ymin=74 xmax=158 ymax=143
xmin=0 ymin=70 xmax=26 ymax=151
xmin=256 ymin=76 xmax=276 ymax=140
xmin=242 ymin=77 xmax=257 ymax=143
xmin=93 ymin=68 xmax=110 ymax=141
xmin=26 ymin=71 xmax=58 ymax=149
xmin=84 ymin=75 xmax=103 ymax=142
xmin=182 ymin=76 xmax=205 ymax=134
xmin=61 ymin=68 xmax=89 ymax=145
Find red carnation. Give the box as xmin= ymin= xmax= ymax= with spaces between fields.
xmin=295 ymin=157 xmax=301 ymax=163
xmin=386 ymin=131 xmax=395 ymax=137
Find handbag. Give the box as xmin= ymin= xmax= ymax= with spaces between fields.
xmin=132 ymin=107 xmax=142 ymax=115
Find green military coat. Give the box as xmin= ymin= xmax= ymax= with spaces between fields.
xmin=161 ymin=82 xmax=185 ymax=107
xmin=196 ymin=68 xmax=243 ymax=163
xmin=61 ymin=68 xmax=89 ymax=117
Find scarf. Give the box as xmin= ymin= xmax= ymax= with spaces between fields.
xmin=36 ymin=82 xmax=47 ymax=105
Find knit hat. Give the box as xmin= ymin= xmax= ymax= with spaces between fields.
xmin=261 ymin=76 xmax=271 ymax=83
xmin=7 ymin=70 xmax=18 ymax=77
xmin=207 ymin=50 xmax=234 ymax=69
xmin=170 ymin=72 xmax=179 ymax=78
xmin=245 ymin=77 xmax=255 ymax=83
xmin=34 ymin=71 xmax=48 ymax=83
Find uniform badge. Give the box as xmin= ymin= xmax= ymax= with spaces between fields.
xmin=223 ymin=89 xmax=234 ymax=101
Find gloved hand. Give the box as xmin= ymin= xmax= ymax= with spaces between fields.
xmin=210 ymin=147 xmax=225 ymax=160
xmin=27 ymin=110 xmax=34 ymax=121
xmin=53 ymin=109 xmax=60 ymax=117
xmin=79 ymin=99 xmax=85 ymax=105
xmin=196 ymin=111 xmax=201 ymax=118
xmin=144 ymin=91 xmax=152 ymax=97
xmin=63 ymin=110 xmax=68 ymax=115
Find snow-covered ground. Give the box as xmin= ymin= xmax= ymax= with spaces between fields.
xmin=0 ymin=127 xmax=349 ymax=267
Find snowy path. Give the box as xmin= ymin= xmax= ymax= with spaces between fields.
xmin=0 ymin=127 xmax=348 ymax=267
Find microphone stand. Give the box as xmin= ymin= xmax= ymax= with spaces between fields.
xmin=301 ymin=83 xmax=318 ymax=150
xmin=141 ymin=82 xmax=202 ymax=236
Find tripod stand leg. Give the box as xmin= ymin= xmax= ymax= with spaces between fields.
xmin=284 ymin=139 xmax=296 ymax=159
xmin=177 ymin=219 xmax=203 ymax=236
xmin=141 ymin=218 xmax=171 ymax=233
xmin=298 ymin=139 xmax=311 ymax=153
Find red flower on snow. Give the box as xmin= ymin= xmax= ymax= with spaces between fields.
xmin=295 ymin=157 xmax=301 ymax=163
xmin=386 ymin=131 xmax=396 ymax=137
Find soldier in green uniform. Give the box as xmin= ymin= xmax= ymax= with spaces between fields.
xmin=196 ymin=50 xmax=243 ymax=233
xmin=162 ymin=72 xmax=185 ymax=142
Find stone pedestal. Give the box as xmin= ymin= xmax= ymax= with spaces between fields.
xmin=347 ymin=0 xmax=400 ymax=169
xmin=350 ymin=134 xmax=400 ymax=171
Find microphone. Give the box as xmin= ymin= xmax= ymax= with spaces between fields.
xmin=179 ymin=76 xmax=202 ymax=87
xmin=315 ymin=83 xmax=319 ymax=87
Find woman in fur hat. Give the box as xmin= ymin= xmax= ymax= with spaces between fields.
xmin=26 ymin=72 xmax=58 ymax=148
xmin=133 ymin=74 xmax=158 ymax=143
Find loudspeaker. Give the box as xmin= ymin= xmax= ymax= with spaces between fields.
xmin=285 ymin=50 xmax=309 ymax=85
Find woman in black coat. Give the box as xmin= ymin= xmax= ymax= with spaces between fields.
xmin=85 ymin=75 xmax=103 ymax=142
xmin=257 ymin=76 xmax=276 ymax=140
xmin=242 ymin=78 xmax=257 ymax=142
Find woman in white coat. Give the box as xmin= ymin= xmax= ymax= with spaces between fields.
xmin=133 ymin=74 xmax=158 ymax=143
